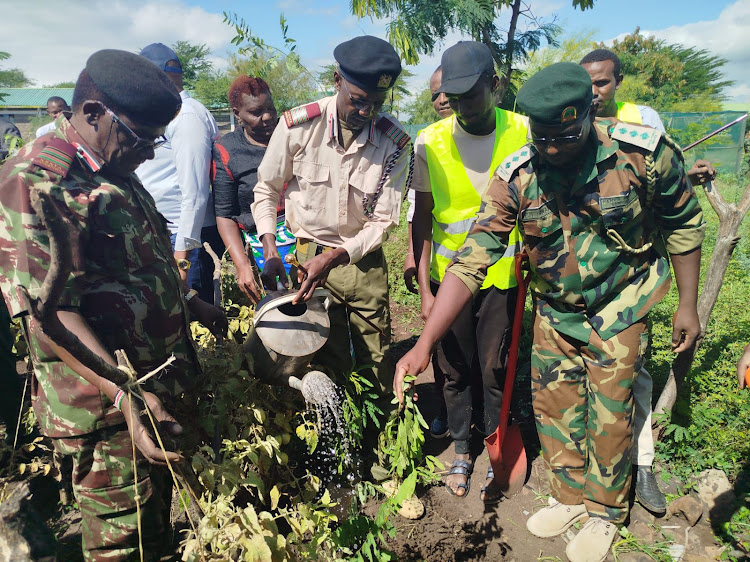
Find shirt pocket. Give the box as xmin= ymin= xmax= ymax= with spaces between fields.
xmin=600 ymin=187 xmax=646 ymax=248
xmin=291 ymin=158 xmax=331 ymax=223
xmin=88 ymin=224 xmax=142 ymax=275
xmin=349 ymin=165 xmax=383 ymax=221
xmin=520 ymin=200 xmax=563 ymax=243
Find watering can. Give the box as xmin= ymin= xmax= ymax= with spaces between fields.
xmin=243 ymin=287 xmax=331 ymax=389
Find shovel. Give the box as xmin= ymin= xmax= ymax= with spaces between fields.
xmin=484 ymin=251 xmax=531 ymax=498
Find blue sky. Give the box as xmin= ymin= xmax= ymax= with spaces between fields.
xmin=5 ymin=0 xmax=749 ymax=104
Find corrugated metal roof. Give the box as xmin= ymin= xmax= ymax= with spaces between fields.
xmin=0 ymin=88 xmax=74 ymax=108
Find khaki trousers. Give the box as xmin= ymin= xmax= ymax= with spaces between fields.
xmin=296 ymin=243 xmax=392 ymax=393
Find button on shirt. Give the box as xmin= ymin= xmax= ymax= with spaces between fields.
xmin=252 ymin=95 xmax=409 ymax=264
xmin=136 ymin=91 xmax=219 ymax=252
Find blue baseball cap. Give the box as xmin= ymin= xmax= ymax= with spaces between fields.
xmin=140 ymin=43 xmax=183 ymax=74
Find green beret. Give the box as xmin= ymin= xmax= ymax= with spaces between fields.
xmin=86 ymin=49 xmax=181 ymax=128
xmin=334 ymin=36 xmax=402 ymax=92
xmin=516 ymin=62 xmax=593 ymax=127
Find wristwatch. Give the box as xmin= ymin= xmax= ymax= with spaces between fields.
xmin=177 ymin=258 xmax=191 ymax=272
xmin=185 ymin=289 xmax=199 ymax=303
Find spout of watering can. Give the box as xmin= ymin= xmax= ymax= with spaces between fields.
xmin=288 ymin=376 xmax=303 ymax=391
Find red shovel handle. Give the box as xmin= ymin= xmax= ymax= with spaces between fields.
xmin=497 ymin=252 xmax=531 ymax=435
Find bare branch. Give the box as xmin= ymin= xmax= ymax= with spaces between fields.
xmin=24 ymin=189 xmax=129 ymax=385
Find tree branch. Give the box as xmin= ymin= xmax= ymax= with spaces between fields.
xmin=23 ymin=189 xmax=129 ymax=386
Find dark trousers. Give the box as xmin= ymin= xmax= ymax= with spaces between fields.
xmin=170 ymin=225 xmax=226 ymax=305
xmin=0 ymin=298 xmax=22 ymax=437
xmin=431 ymin=281 xmax=516 ymax=455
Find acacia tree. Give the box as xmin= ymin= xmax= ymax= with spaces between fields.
xmin=350 ymin=0 xmax=594 ymax=100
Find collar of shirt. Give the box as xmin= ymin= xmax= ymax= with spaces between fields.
xmin=180 ymin=90 xmax=191 ymax=101
xmin=324 ymin=95 xmax=379 ymax=150
xmin=55 ymin=115 xmax=105 ymax=175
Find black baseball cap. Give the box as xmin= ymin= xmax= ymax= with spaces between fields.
xmin=434 ymin=41 xmax=494 ymax=99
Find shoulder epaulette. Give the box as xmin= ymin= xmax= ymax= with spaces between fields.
xmin=610 ymin=122 xmax=662 ymax=152
xmin=496 ymin=145 xmax=534 ymax=182
xmin=283 ymin=102 xmax=322 ymax=128
xmin=30 ymin=138 xmax=77 ymax=178
xmin=375 ymin=116 xmax=411 ymax=149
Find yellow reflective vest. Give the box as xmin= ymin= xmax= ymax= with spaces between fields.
xmin=424 ymin=108 xmax=527 ymax=289
xmin=616 ymin=101 xmax=642 ymax=124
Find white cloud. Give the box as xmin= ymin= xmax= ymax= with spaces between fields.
xmin=3 ymin=0 xmax=234 ymax=86
xmin=637 ymin=0 xmax=750 ymax=104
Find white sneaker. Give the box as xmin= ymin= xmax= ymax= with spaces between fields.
xmin=526 ymin=497 xmax=588 ymax=538
xmin=565 ymin=517 xmax=617 ymax=562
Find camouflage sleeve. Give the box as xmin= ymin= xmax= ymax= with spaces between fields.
xmin=0 ymin=165 xmax=88 ymax=318
xmin=446 ymin=173 xmax=519 ymax=294
xmin=652 ymin=139 xmax=706 ymax=255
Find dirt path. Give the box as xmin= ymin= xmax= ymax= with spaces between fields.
xmin=386 ymin=304 xmax=724 ymax=561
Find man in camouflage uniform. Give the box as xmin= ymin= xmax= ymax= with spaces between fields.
xmin=395 ymin=63 xmax=704 ymax=561
xmin=0 ymin=49 xmax=226 ymax=561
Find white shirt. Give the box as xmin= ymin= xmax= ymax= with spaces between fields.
xmin=35 ymin=121 xmax=57 ymax=138
xmin=136 ymin=91 xmax=219 ymax=252
xmin=636 ymin=105 xmax=666 ymax=132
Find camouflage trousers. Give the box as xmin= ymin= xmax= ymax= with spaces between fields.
xmin=531 ymin=313 xmax=648 ymax=524
xmin=55 ymin=423 xmax=172 ymax=561
xmin=296 ymin=242 xmax=392 ymax=394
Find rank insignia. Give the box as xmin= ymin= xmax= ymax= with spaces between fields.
xmin=283 ymin=102 xmax=322 ymax=128
xmin=32 ymin=138 xmax=77 ymax=178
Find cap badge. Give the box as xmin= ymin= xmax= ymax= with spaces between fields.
xmin=561 ymin=106 xmax=577 ymax=123
xmin=377 ymin=74 xmax=393 ymax=89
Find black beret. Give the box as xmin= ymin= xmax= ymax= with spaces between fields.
xmin=85 ymin=49 xmax=181 ymax=128
xmin=516 ymin=62 xmax=593 ymax=127
xmin=334 ymin=36 xmax=402 ymax=92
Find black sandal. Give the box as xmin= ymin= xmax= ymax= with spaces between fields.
xmin=445 ymin=458 xmax=472 ymax=498
xmin=480 ymin=465 xmax=503 ymax=505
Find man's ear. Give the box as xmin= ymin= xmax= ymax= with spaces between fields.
xmin=333 ymin=71 xmax=341 ymax=91
xmin=81 ymin=100 xmax=106 ymax=127
xmin=615 ymin=73 xmax=623 ymax=90
xmin=490 ymin=74 xmax=500 ymax=93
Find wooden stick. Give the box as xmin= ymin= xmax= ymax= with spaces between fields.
xmin=202 ymin=242 xmax=223 ymax=308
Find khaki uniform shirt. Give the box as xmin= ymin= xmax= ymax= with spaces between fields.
xmin=252 ymin=95 xmax=409 ymax=264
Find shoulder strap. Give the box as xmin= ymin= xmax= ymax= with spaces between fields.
xmin=375 ymin=115 xmax=411 ymax=149
xmin=30 ymin=138 xmax=77 ymax=178
xmin=496 ymin=145 xmax=534 ymax=182
xmin=282 ymin=102 xmax=322 ymax=128
xmin=610 ymin=121 xmax=662 ymax=152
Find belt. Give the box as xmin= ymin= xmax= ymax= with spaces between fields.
xmin=297 ymin=238 xmax=336 ymax=256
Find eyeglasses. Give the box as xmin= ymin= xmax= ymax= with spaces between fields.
xmin=102 ymin=104 xmax=167 ymax=151
xmin=528 ymin=109 xmax=590 ymax=145
xmin=341 ymin=79 xmax=381 ymax=114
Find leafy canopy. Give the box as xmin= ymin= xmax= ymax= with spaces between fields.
xmin=608 ymin=28 xmax=733 ymax=112
xmin=0 ymin=52 xmax=33 ymax=89
xmin=350 ymin=0 xmax=594 ymax=101
xmin=171 ymin=41 xmax=213 ymax=90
